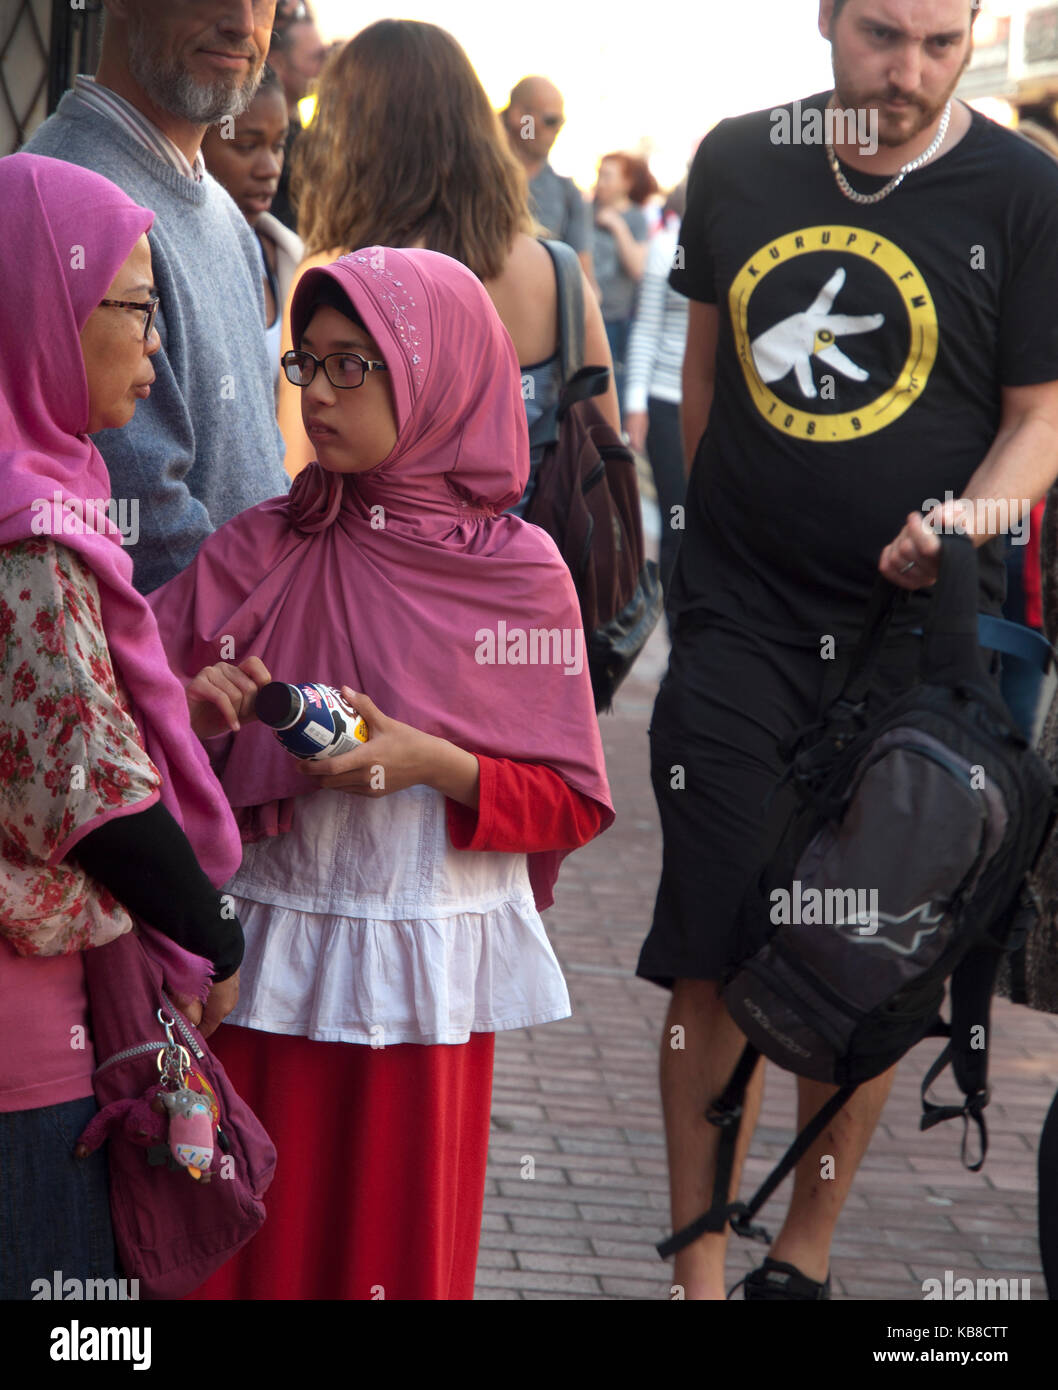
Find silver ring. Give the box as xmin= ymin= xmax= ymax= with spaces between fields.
xmin=900 ymin=560 xmax=916 ymax=573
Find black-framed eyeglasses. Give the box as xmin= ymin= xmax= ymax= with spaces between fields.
xmin=282 ymin=349 xmax=388 ymax=390
xmin=99 ymin=295 xmax=159 ymax=342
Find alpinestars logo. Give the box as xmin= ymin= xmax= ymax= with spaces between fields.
xmin=848 ymin=900 xmax=946 ymax=956
xmin=729 ymin=225 xmax=939 ymax=443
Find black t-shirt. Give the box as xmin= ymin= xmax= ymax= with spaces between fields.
xmin=669 ymin=92 xmax=1058 ymax=643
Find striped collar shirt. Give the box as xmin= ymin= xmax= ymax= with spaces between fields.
xmin=73 ymin=76 xmax=205 ymax=182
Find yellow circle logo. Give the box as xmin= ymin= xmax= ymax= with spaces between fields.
xmin=729 ymin=225 xmax=938 ymax=442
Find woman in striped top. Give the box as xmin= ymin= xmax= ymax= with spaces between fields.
xmin=624 ymin=182 xmax=691 ymax=619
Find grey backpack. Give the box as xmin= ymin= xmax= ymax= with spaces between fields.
xmin=659 ymin=536 xmax=1057 ymax=1258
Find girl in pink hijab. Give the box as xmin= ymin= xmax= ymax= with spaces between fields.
xmin=150 ymin=246 xmax=614 ymax=1300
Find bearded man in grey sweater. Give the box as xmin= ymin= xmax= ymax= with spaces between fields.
xmin=24 ymin=0 xmax=289 ymax=593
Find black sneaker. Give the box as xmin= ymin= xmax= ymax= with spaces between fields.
xmin=729 ymin=1257 xmax=831 ymax=1301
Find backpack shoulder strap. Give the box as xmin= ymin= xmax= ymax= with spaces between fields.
xmin=919 ymin=1039 xmax=990 ymax=1171
xmin=832 ymin=533 xmax=989 ymax=721
xmin=538 ymin=237 xmax=585 ymax=384
xmin=558 ymin=364 xmax=612 ymax=418
xmin=919 ymin=945 xmax=1002 ymax=1172
xmin=977 ymin=613 xmax=1055 ymax=674
xmin=920 ymin=533 xmax=991 ymax=685
xmin=655 ymin=1040 xmax=860 ymax=1258
xmin=919 ymin=878 xmax=1043 ymax=1170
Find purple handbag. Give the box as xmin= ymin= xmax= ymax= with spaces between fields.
xmin=76 ymin=927 xmax=276 ymax=1299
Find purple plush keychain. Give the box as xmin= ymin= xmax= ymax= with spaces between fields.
xmin=75 ymin=1008 xmax=222 ymax=1179
xmin=154 ymin=1012 xmax=218 ymax=1180
xmin=156 ymin=1087 xmax=215 ymax=1177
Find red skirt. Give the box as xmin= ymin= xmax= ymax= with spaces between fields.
xmin=186 ymin=1024 xmax=495 ymax=1300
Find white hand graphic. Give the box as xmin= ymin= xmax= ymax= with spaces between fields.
xmin=750 ymin=268 xmax=884 ymax=400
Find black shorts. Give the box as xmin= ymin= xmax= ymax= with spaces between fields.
xmin=636 ymin=612 xmax=977 ymax=990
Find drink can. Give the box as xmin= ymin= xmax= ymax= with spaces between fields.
xmin=256 ymin=681 xmax=369 ymax=760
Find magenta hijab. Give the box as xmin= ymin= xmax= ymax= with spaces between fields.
xmin=0 ymin=154 xmax=243 ymax=905
xmin=149 ymin=247 xmax=613 ymax=909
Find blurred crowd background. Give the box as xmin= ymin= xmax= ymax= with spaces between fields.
xmin=5 ymin=0 xmax=1058 ymax=722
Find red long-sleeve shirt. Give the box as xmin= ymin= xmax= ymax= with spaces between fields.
xmin=1025 ymin=500 xmax=1045 ymax=630
xmin=446 ymin=756 xmax=607 ymax=854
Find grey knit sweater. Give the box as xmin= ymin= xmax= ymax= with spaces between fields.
xmin=24 ymin=90 xmax=290 ymax=593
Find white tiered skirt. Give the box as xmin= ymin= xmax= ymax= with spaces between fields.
xmin=222 ymin=783 xmax=572 ymax=1046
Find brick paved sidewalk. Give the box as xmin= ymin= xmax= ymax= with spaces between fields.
xmin=475 ymin=623 xmax=1058 ymax=1301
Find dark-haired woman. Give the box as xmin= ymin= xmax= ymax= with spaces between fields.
xmin=276 ymin=19 xmax=620 ymax=481
xmin=592 ymin=153 xmax=658 ymax=418
xmin=201 ymin=67 xmax=305 ymax=400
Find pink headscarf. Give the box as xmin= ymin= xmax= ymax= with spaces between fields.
xmin=149 ymin=247 xmax=613 ymax=908
xmin=0 ymin=153 xmax=243 ymax=896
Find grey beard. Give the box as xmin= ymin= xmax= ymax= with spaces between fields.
xmin=128 ymin=26 xmax=262 ymax=125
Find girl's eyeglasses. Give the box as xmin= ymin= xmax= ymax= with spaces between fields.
xmin=282 ymin=349 xmax=389 ymax=390
xmin=99 ymin=295 xmax=159 ymax=341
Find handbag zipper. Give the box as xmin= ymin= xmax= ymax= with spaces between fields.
xmin=94 ymin=1039 xmax=164 ymax=1075
xmin=160 ymin=992 xmax=205 ymax=1060
xmin=581 ymin=460 xmax=605 ymax=494
xmin=94 ymin=995 xmax=205 ymax=1075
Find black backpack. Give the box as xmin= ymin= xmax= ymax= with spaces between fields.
xmin=659 ymin=536 xmax=1058 ymax=1258
xmin=517 ymin=240 xmax=662 ymax=711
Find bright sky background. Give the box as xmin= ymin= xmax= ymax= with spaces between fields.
xmin=311 ymin=0 xmax=838 ymax=191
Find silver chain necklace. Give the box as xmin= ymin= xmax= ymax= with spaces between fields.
xmin=826 ymin=100 xmax=951 ymax=205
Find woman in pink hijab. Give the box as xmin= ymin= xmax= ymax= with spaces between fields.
xmin=150 ymin=246 xmax=614 ymax=1300
xmin=0 ymin=154 xmax=246 ymax=1298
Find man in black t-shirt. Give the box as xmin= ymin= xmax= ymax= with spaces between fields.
xmin=641 ymin=0 xmax=1058 ymax=1301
